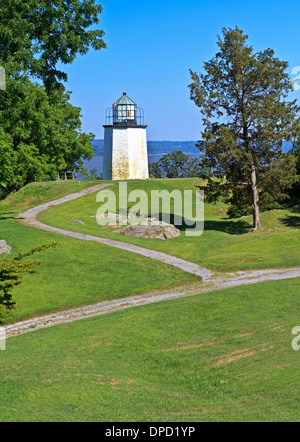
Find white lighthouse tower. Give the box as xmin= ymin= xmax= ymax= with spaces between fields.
xmin=103 ymin=93 xmax=149 ymax=180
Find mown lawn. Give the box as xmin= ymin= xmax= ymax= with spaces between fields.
xmin=1 ymin=277 xmax=300 ymax=422
xmin=1 ymin=180 xmax=105 ymax=211
xmin=0 ymin=181 xmax=200 ymax=324
xmin=39 ymin=179 xmax=300 ymax=272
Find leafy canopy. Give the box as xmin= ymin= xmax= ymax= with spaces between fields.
xmin=0 ymin=77 xmax=95 ymax=189
xmin=289 ymin=137 xmax=300 ymax=202
xmin=0 ymin=1 xmax=106 ymax=189
xmin=0 ymin=0 xmax=106 ymax=89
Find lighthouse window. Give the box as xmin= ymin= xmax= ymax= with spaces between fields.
xmin=118 ymin=106 xmax=126 ymax=119
xmin=108 ymin=94 xmax=143 ymax=125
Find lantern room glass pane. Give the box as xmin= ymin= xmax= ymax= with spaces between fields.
xmin=109 ymin=95 xmax=141 ymax=125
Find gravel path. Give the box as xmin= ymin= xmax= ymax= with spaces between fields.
xmin=6 ymin=266 xmax=300 ymax=338
xmin=7 ymin=183 xmax=299 ymax=339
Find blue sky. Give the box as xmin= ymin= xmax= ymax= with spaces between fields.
xmin=61 ymin=0 xmax=300 ymax=141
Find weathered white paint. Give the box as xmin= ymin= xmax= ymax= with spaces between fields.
xmin=103 ymin=127 xmax=149 ymax=180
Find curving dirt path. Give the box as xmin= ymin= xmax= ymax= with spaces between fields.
xmin=6 ymin=266 xmax=300 ymax=338
xmin=6 ymin=182 xmax=299 ymax=339
xmin=18 ymin=183 xmax=213 ymax=280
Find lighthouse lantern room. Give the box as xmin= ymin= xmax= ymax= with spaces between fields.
xmin=103 ymin=93 xmax=149 ymax=180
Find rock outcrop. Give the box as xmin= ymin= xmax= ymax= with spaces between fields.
xmin=0 ymin=240 xmax=12 ymax=255
xmin=97 ymin=212 xmax=181 ymax=239
xmin=114 ymin=219 xmax=181 ymax=240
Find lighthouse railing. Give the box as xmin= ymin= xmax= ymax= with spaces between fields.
xmin=105 ymin=106 xmax=145 ymax=126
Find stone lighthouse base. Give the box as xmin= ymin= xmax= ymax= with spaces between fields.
xmin=103 ymin=126 xmax=149 ymax=181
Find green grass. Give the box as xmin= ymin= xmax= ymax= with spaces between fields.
xmin=0 ymin=181 xmax=200 ymax=324
xmin=38 ymin=179 xmax=300 ymax=272
xmin=1 ymin=180 xmax=105 ymax=212
xmin=1 ymin=277 xmax=300 ymax=422
xmin=1 ymin=180 xmax=299 ymax=422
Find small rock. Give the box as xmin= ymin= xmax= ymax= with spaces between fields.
xmin=128 ymin=211 xmax=141 ymax=219
xmin=69 ymin=219 xmax=85 ymax=225
xmin=0 ymin=240 xmax=12 ymax=255
xmin=97 ymin=213 xmax=124 ymax=224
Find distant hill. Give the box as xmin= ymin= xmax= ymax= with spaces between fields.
xmin=91 ymin=139 xmax=293 ymax=157
xmin=91 ymin=139 xmax=104 ymax=156
xmin=91 ymin=140 xmax=199 ymax=157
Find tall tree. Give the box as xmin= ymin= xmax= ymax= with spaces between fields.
xmin=0 ymin=1 xmax=106 ymax=189
xmin=189 ymin=27 xmax=299 ymax=229
xmin=0 ymin=0 xmax=106 ymax=89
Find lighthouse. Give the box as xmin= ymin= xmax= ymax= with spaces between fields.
xmin=103 ymin=93 xmax=149 ymax=180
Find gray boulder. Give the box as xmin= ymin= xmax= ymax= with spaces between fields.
xmin=114 ymin=220 xmax=181 ymax=240
xmin=0 ymin=240 xmax=12 ymax=255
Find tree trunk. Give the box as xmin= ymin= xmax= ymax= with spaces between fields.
xmin=251 ymin=163 xmax=261 ymax=230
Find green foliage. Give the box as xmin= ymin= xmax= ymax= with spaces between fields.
xmin=82 ymin=168 xmax=102 ymax=180
xmin=189 ymin=27 xmax=300 ymax=228
xmin=0 ymin=77 xmax=95 ymax=189
xmin=0 ymin=129 xmax=16 ymax=188
xmin=227 ymin=201 xmax=284 ymax=219
xmin=0 ymin=1 xmax=105 ymax=190
xmin=295 ymin=139 xmax=300 ymax=174
xmin=149 ymin=150 xmax=211 ymax=178
xmin=205 ymin=152 xmax=298 ymax=218
xmin=0 ymin=0 xmax=106 ymax=90
xmin=289 ymin=139 xmax=300 ymax=201
xmin=227 ymin=204 xmax=252 ymax=219
xmin=0 ymin=243 xmax=59 ymax=322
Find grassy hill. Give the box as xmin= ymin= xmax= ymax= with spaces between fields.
xmin=0 ymin=181 xmax=200 ymax=324
xmin=0 ymin=179 xmax=299 ymax=422
xmin=39 ymin=179 xmax=300 ymax=272
xmin=1 ymin=178 xmax=298 ymax=325
xmin=1 ymin=277 xmax=300 ymax=422
xmin=0 ymin=180 xmax=103 ymax=211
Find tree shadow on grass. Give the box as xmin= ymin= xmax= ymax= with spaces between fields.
xmin=150 ymin=212 xmax=251 ymax=235
xmin=203 ymin=219 xmax=251 ymax=235
xmin=279 ymin=215 xmax=300 ymax=229
xmin=279 ymin=207 xmax=300 ymax=229
xmin=0 ymin=212 xmax=16 ymax=222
